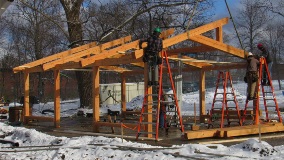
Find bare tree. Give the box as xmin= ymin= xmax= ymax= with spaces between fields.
xmin=3 ymin=0 xmax=64 ymax=101
xmin=235 ymin=0 xmax=270 ymax=52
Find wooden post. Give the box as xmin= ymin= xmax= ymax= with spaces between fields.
xmin=199 ymin=70 xmax=206 ymax=122
xmin=92 ymin=66 xmax=100 ymax=132
xmin=216 ymin=26 xmax=223 ymax=43
xmin=54 ymin=70 xmax=60 ymax=128
xmin=23 ymin=71 xmax=30 ymax=124
xmin=121 ymin=74 xmax=126 ymax=113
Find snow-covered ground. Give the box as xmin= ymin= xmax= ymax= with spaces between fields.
xmin=1 ymin=81 xmax=284 ymax=159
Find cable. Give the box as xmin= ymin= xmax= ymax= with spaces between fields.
xmin=224 ymin=0 xmax=244 ymax=50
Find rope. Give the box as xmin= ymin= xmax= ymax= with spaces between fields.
xmin=224 ymin=0 xmax=244 ymax=50
xmin=186 ymin=0 xmax=200 ymax=39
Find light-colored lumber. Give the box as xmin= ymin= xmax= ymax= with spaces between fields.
xmin=163 ymin=17 xmax=229 ymax=48
xmin=189 ymin=35 xmax=246 ymax=58
xmin=54 ymin=70 xmax=60 ymax=128
xmin=13 ymin=41 xmax=97 ymax=73
xmin=43 ymin=36 xmax=132 ymax=71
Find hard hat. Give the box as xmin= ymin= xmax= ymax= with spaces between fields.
xmin=248 ymin=52 xmax=253 ymax=56
xmin=154 ymin=27 xmax=161 ymax=33
xmin=257 ymin=43 xmax=263 ymax=48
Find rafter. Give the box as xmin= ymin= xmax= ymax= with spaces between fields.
xmin=189 ymin=35 xmax=246 ymax=58
xmin=43 ymin=36 xmax=132 ymax=71
xmin=13 ymin=41 xmax=97 ymax=73
xmin=163 ymin=17 xmax=229 ymax=48
xmin=80 ymin=28 xmax=175 ymax=67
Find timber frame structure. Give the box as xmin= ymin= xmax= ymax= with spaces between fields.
xmin=14 ymin=17 xmax=284 ymax=139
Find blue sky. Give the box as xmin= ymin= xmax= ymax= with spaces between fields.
xmin=212 ymin=0 xmax=240 ymax=21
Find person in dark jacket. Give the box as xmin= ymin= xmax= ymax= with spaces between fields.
xmin=139 ymin=27 xmax=163 ymax=86
xmin=246 ymin=52 xmax=260 ymax=100
xmin=257 ymin=43 xmax=272 ymax=85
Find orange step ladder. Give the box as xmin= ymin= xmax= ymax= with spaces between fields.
xmin=242 ymin=57 xmax=282 ymax=124
xmin=208 ymin=71 xmax=242 ymax=128
xmin=136 ymin=50 xmax=184 ymax=141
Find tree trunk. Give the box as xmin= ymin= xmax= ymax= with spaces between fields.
xmin=60 ymin=0 xmax=92 ymax=108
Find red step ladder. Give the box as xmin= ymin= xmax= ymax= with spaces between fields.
xmin=208 ymin=71 xmax=242 ymax=128
xmin=136 ymin=50 xmax=184 ymax=141
xmin=242 ymin=57 xmax=282 ymax=124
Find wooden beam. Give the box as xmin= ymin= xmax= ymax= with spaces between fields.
xmin=100 ymin=66 xmax=130 ymax=73
xmin=216 ymin=26 xmax=223 ymax=42
xmin=13 ymin=41 xmax=97 ymax=73
xmin=25 ymin=116 xmax=54 ymax=122
xmin=94 ymin=53 xmax=143 ymax=66
xmin=81 ymin=28 xmax=175 ymax=67
xmin=167 ymin=46 xmax=216 ymax=54
xmin=121 ymin=75 xmax=126 ymax=112
xmin=43 ymin=36 xmax=132 ymax=71
xmin=163 ymin=17 xmax=229 ymax=48
xmin=201 ymin=63 xmax=246 ymax=71
xmin=23 ymin=72 xmax=30 ymax=124
xmin=54 ymin=70 xmax=60 ymax=128
xmin=199 ymin=70 xmax=206 ymax=122
xmin=93 ymin=66 xmax=100 ymax=132
xmin=81 ymin=41 xmax=139 ymax=67
xmin=189 ymin=35 xmax=246 ymax=58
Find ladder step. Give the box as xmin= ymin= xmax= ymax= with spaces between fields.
xmin=263 ymin=91 xmax=273 ymax=94
xmin=265 ymin=105 xmax=276 ymax=107
xmin=263 ymin=98 xmax=275 ymax=100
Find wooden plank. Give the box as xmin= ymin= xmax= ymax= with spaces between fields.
xmin=25 ymin=116 xmax=54 ymax=122
xmin=81 ymin=28 xmax=175 ymax=67
xmin=199 ymin=70 xmax=206 ymax=119
xmin=81 ymin=40 xmax=139 ymax=67
xmin=94 ymin=53 xmax=142 ymax=66
xmin=167 ymin=55 xmax=212 ymax=68
xmin=202 ymin=63 xmax=246 ymax=71
xmin=163 ymin=17 xmax=229 ymax=48
xmin=54 ymin=70 xmax=60 ymax=128
xmin=216 ymin=26 xmax=223 ymax=42
xmin=100 ymin=66 xmax=130 ymax=73
xmin=23 ymin=72 xmax=30 ymax=123
xmin=184 ymin=128 xmax=220 ymax=140
xmin=93 ymin=66 xmax=100 ymax=132
xmin=189 ymin=35 xmax=246 ymax=58
xmin=222 ymin=123 xmax=284 ymax=137
xmin=121 ymin=75 xmax=126 ymax=112
xmin=43 ymin=36 xmax=132 ymax=71
xmin=167 ymin=46 xmax=216 ymax=54
xmin=13 ymin=41 xmax=97 ymax=73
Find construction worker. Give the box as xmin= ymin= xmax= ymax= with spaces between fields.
xmin=139 ymin=27 xmax=163 ymax=86
xmin=257 ymin=43 xmax=272 ymax=85
xmin=245 ymin=52 xmax=259 ymax=100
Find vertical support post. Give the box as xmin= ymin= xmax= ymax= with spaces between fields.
xmin=54 ymin=70 xmax=60 ymax=128
xmin=121 ymin=73 xmax=126 ymax=112
xmin=199 ymin=69 xmax=206 ymax=121
xmin=92 ymin=66 xmax=100 ymax=132
xmin=144 ymin=63 xmax=152 ymax=138
xmin=23 ymin=71 xmax=30 ymax=124
xmin=216 ymin=26 xmax=223 ymax=43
